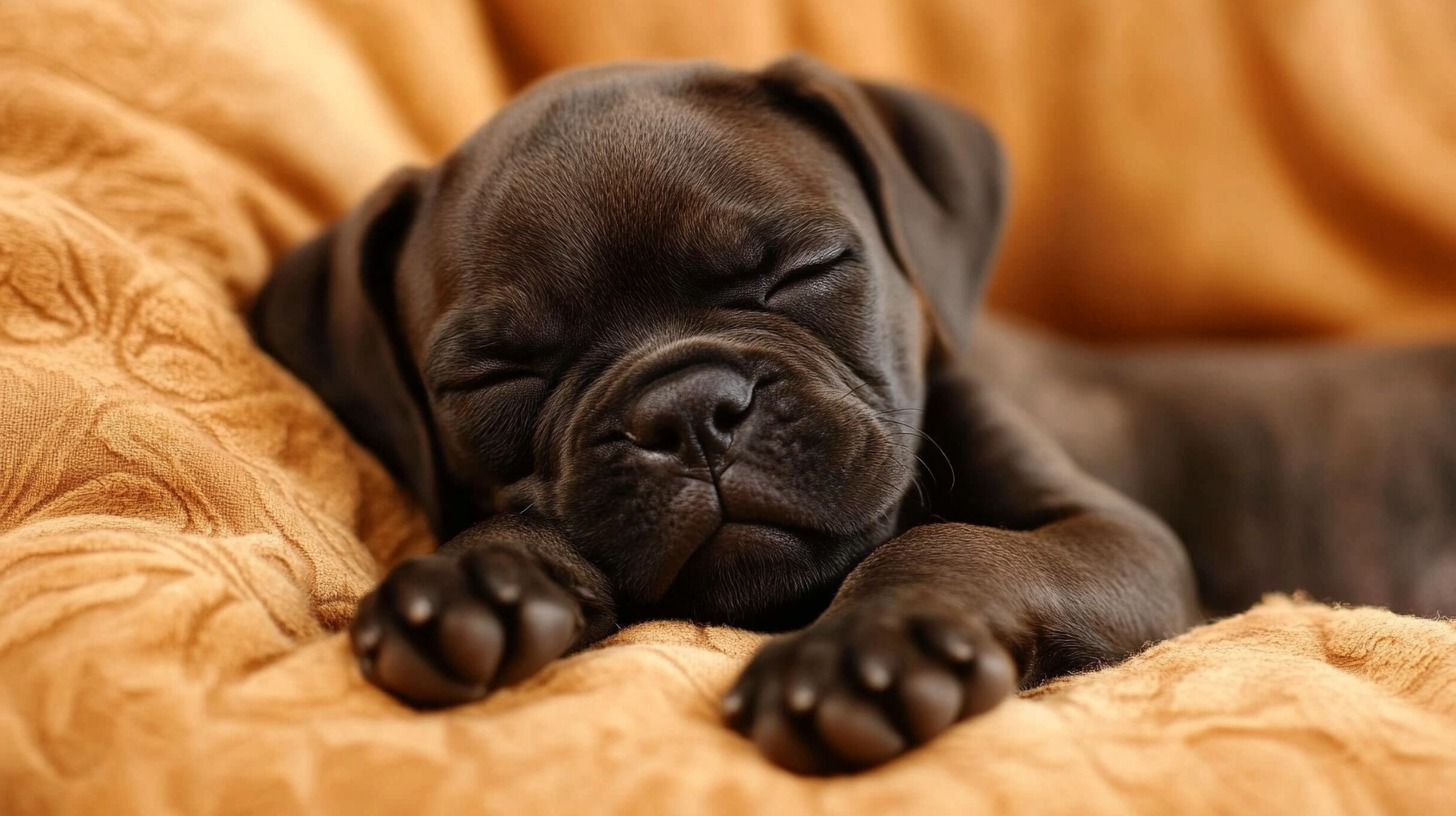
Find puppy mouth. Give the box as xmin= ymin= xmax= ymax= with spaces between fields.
xmin=559 ymin=418 xmax=913 ymax=624
xmin=641 ymin=468 xmax=897 ymax=617
xmin=550 ymin=332 xmax=919 ymax=622
xmin=647 ymin=508 xmax=900 ymax=627
xmin=677 ymin=519 xmax=848 ymax=581
xmin=656 ymin=510 xmax=813 ymax=601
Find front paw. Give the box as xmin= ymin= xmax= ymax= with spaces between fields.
xmin=723 ymin=600 xmax=1016 ymax=774
xmin=350 ymin=548 xmax=585 ymax=706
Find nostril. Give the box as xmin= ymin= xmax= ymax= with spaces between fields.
xmin=712 ymin=399 xmax=749 ymax=435
xmin=623 ymin=363 xmax=758 ymax=461
xmin=631 ymin=422 xmax=681 ymax=453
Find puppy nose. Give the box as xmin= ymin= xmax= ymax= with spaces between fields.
xmin=624 ymin=365 xmax=756 ymax=465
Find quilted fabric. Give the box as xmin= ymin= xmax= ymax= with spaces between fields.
xmin=2 ymin=1 xmax=1454 ymax=814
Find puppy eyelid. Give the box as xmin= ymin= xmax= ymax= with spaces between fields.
xmin=431 ymin=364 xmax=543 ymax=396
xmin=765 ymin=246 xmax=856 ymax=300
xmin=780 ymin=244 xmax=854 ymax=271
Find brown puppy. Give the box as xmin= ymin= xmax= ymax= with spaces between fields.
xmin=250 ymin=56 xmax=1456 ymax=773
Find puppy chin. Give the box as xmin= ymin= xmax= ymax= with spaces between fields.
xmin=645 ymin=512 xmax=900 ymax=630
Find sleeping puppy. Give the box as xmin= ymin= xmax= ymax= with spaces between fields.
xmin=250 ymin=56 xmax=1456 ymax=773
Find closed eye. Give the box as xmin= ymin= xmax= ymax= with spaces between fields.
xmin=432 ymin=364 xmax=543 ymax=396
xmin=765 ymin=247 xmax=856 ymax=304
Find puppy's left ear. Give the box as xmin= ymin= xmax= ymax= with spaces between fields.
xmin=760 ymin=55 xmax=1008 ymax=353
xmin=250 ymin=167 xmax=452 ymax=532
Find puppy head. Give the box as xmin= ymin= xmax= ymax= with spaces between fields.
xmin=252 ymin=56 xmax=1006 ymax=628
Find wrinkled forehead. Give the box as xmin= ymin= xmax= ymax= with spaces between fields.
xmin=436 ymin=72 xmax=858 ymax=277
xmin=394 ymin=65 xmax=882 ymax=359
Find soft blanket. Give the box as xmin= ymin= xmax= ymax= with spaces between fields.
xmin=1 ymin=1 xmax=1454 ymax=814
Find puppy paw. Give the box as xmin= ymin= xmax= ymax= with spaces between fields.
xmin=350 ymin=548 xmax=585 ymax=706
xmin=723 ymin=600 xmax=1016 ymax=774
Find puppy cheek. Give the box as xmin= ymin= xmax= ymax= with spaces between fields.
xmin=882 ymin=273 xmax=934 ymax=411
xmin=435 ymin=389 xmax=543 ymax=488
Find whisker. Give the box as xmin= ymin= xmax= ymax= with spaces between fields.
xmin=833 ymin=378 xmax=875 ymax=405
xmin=879 ymin=430 xmax=941 ymax=489
xmin=884 ymin=440 xmax=929 ymax=512
xmin=859 ymin=465 xmax=910 ymax=517
xmin=877 ymin=415 xmax=956 ymax=494
xmin=878 ymin=419 xmax=943 ymax=490
xmin=922 ymin=430 xmax=956 ymax=494
xmin=909 ymin=452 xmax=937 ymax=488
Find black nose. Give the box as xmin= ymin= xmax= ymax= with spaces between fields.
xmin=624 ymin=364 xmax=756 ymax=466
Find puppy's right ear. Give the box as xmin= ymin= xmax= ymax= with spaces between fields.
xmin=250 ymin=167 xmax=446 ymax=530
xmin=759 ymin=55 xmax=1007 ymax=356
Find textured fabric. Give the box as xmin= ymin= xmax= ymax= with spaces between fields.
xmin=1 ymin=1 xmax=1454 ymax=814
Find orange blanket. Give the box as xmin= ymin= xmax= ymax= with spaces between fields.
xmin=2 ymin=2 xmax=1454 ymax=814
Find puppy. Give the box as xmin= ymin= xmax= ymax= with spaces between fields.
xmin=250 ymin=56 xmax=1456 ymax=773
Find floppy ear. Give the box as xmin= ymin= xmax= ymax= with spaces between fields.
xmin=759 ymin=55 xmax=1008 ymax=353
xmin=249 ymin=167 xmax=449 ymax=531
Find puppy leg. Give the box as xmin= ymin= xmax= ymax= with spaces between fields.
xmin=977 ymin=316 xmax=1456 ymax=617
xmin=728 ymin=365 xmax=1200 ymax=773
xmin=351 ymin=516 xmax=616 ymax=706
